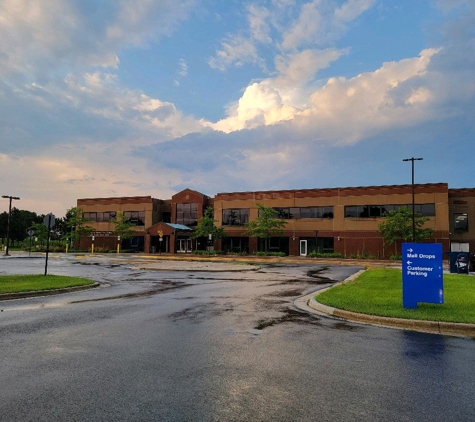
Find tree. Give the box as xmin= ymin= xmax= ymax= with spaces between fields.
xmin=51 ymin=216 xmax=70 ymax=240
xmin=191 ymin=207 xmax=227 ymax=241
xmin=66 ymin=207 xmax=94 ymax=245
xmin=378 ymin=207 xmax=433 ymax=254
xmin=244 ymin=203 xmax=286 ymax=252
xmin=0 ymin=208 xmax=42 ymax=246
xmin=30 ymin=222 xmax=48 ymax=244
xmin=112 ymin=212 xmax=136 ymax=240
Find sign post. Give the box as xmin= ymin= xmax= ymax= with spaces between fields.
xmin=158 ymin=231 xmax=163 ymax=255
xmin=43 ymin=214 xmax=55 ymax=276
xmin=27 ymin=229 xmax=35 ymax=257
xmin=402 ymin=243 xmax=443 ymax=309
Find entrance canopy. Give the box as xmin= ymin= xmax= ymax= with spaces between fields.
xmin=146 ymin=222 xmax=193 ymax=236
xmin=166 ymin=223 xmax=193 ymax=231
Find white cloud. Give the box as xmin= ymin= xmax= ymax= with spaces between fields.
xmin=281 ymin=0 xmax=375 ymax=50
xmin=0 ymin=0 xmax=195 ymax=79
xmin=280 ymin=0 xmax=325 ymax=50
xmin=208 ymin=34 xmax=265 ymax=71
xmin=213 ymin=48 xmax=441 ymax=141
xmin=274 ymin=48 xmax=348 ymax=86
xmin=248 ymin=4 xmax=272 ymax=44
xmin=212 ymin=82 xmax=297 ymax=132
xmin=300 ymin=48 xmax=441 ymax=143
xmin=56 ymin=72 xmax=208 ymax=139
xmin=334 ymin=0 xmax=377 ymax=23
xmin=178 ymin=58 xmax=188 ymax=77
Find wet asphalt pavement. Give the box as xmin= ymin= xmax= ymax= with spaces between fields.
xmin=1 ymin=255 xmax=475 ymax=421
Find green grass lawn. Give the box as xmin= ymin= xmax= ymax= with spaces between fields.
xmin=0 ymin=274 xmax=95 ymax=294
xmin=317 ymin=268 xmax=475 ymax=323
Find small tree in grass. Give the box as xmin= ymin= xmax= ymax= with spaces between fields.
xmin=66 ymin=207 xmax=94 ymax=248
xmin=192 ymin=207 xmax=227 ymax=244
xmin=378 ymin=206 xmax=433 ymax=255
xmin=112 ymin=212 xmax=136 ymax=251
xmin=244 ymin=203 xmax=286 ymax=252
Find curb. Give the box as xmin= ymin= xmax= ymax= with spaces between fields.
xmin=0 ymin=282 xmax=101 ymax=301
xmin=307 ymin=296 xmax=475 ymax=338
xmin=294 ymin=269 xmax=475 ymax=339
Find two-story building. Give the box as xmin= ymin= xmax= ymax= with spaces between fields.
xmin=76 ymin=182 xmax=474 ymax=258
xmin=214 ymin=183 xmax=449 ymax=258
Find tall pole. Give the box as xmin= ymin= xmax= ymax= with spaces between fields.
xmin=403 ymin=158 xmax=423 ymax=242
xmin=2 ymin=195 xmax=20 ymax=256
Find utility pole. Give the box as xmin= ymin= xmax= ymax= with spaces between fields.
xmin=2 ymin=195 xmax=20 ymax=256
xmin=403 ymin=158 xmax=423 ymax=242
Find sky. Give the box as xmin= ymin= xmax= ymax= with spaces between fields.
xmin=1 ymin=0 xmax=474 ymax=217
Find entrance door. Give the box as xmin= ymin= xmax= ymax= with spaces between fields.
xmin=300 ymin=240 xmax=307 ymax=256
xmin=177 ymin=239 xmax=192 ymax=253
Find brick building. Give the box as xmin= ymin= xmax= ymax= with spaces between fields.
xmin=76 ymin=182 xmax=473 ymax=258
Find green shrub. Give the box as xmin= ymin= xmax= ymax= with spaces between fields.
xmin=389 ymin=255 xmax=402 ymax=260
xmin=252 ymin=251 xmax=286 ymax=257
xmin=307 ymin=252 xmax=343 ymax=258
xmin=192 ymin=250 xmax=210 ymax=255
xmin=348 ymin=250 xmax=376 ymax=259
xmin=192 ymin=250 xmax=225 ymax=255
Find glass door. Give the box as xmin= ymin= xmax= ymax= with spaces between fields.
xmin=300 ymin=240 xmax=307 ymax=256
xmin=177 ymin=239 xmax=192 ymax=253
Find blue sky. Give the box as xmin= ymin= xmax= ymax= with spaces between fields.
xmin=0 ymin=0 xmax=474 ymax=216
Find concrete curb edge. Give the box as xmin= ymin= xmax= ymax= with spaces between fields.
xmin=0 ymin=282 xmax=101 ymax=301
xmin=295 ymin=269 xmax=475 ymax=339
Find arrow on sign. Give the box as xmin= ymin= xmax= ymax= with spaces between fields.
xmin=407 ymin=261 xmax=412 ymax=265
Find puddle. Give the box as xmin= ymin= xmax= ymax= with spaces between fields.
xmin=305 ymin=267 xmax=337 ymax=284
xmin=254 ymin=308 xmax=321 ymax=330
xmin=70 ymin=281 xmax=188 ymax=303
xmin=72 ymin=262 xmax=101 ymax=266
xmin=169 ymin=302 xmax=235 ymax=322
xmin=266 ymin=288 xmax=305 ymax=297
xmin=330 ymin=321 xmax=363 ymax=332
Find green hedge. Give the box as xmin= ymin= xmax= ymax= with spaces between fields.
xmin=307 ymin=252 xmax=343 ymax=258
xmin=252 ymin=251 xmax=286 ymax=257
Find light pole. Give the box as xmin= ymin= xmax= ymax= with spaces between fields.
xmin=2 ymin=195 xmax=20 ymax=256
xmin=403 ymin=158 xmax=423 ymax=243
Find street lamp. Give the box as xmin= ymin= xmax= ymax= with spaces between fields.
xmin=402 ymin=158 xmax=423 ymax=242
xmin=2 ymin=195 xmax=20 ymax=256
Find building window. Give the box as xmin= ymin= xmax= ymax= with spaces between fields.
xmin=123 ymin=211 xmax=145 ymax=226
xmin=300 ymin=237 xmax=334 ymax=253
xmin=345 ymin=204 xmax=436 ymax=218
xmin=273 ymin=206 xmax=333 ymax=219
xmin=415 ymin=204 xmax=436 ymax=217
xmin=176 ymin=203 xmax=198 ymax=226
xmin=344 ymin=206 xmax=365 ymax=218
xmin=222 ymin=237 xmax=249 ymax=253
xmin=86 ymin=212 xmax=97 ymax=221
xmin=258 ymin=237 xmax=289 ymax=255
xmin=454 ymin=213 xmax=468 ymax=232
xmin=222 ymin=209 xmax=250 ymax=225
xmin=83 ymin=212 xmax=116 ymax=222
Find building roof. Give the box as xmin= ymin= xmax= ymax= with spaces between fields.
xmin=215 ymin=183 xmax=449 ymax=201
xmin=165 ymin=223 xmax=193 ymax=231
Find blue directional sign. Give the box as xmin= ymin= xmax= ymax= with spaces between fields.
xmin=402 ymin=243 xmax=443 ymax=309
